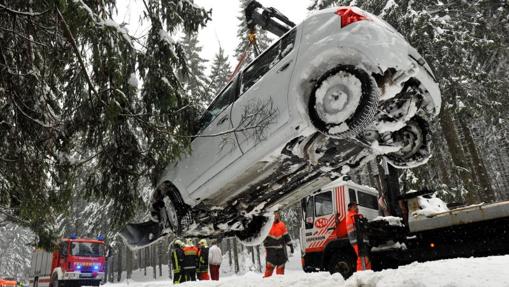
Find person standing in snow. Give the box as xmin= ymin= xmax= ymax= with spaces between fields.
xmin=170 ymin=239 xmax=185 ymax=284
xmin=197 ymin=239 xmax=210 ymax=280
xmin=182 ymin=239 xmax=199 ymax=281
xmin=346 ymin=201 xmax=371 ymax=271
xmin=263 ymin=211 xmax=294 ymax=277
xmin=208 ymin=240 xmax=222 ymax=280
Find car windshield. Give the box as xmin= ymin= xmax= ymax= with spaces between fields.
xmin=70 ymin=242 xmax=105 ymax=257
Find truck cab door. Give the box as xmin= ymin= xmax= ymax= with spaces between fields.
xmin=304 ymin=190 xmax=337 ymax=251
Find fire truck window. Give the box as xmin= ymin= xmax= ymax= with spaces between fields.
xmin=315 ymin=191 xmax=333 ymax=217
xmin=71 ymin=242 xmax=105 ymax=257
xmin=59 ymin=242 xmax=68 ymax=256
xmin=349 ymin=188 xmax=357 ymax=203
xmin=358 ymin=192 xmax=378 ymax=210
xmin=304 ymin=197 xmax=314 ymax=229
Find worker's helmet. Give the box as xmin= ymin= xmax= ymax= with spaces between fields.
xmin=174 ymin=239 xmax=184 ymax=247
xmin=348 ymin=201 xmax=358 ymax=209
xmin=198 ymin=239 xmax=208 ymax=247
xmin=186 ymin=238 xmax=195 ymax=246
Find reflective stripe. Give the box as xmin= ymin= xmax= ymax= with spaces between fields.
xmin=172 ymin=251 xmax=180 ymax=272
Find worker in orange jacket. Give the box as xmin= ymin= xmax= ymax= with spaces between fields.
xmin=182 ymin=239 xmax=199 ymax=281
xmin=346 ymin=201 xmax=371 ymax=271
xmin=263 ymin=211 xmax=293 ymax=277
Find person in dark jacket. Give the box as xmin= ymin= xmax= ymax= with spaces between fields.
xmin=182 ymin=239 xmax=199 ymax=281
xmin=197 ymin=239 xmax=210 ymax=280
xmin=170 ymin=239 xmax=185 ymax=284
xmin=263 ymin=211 xmax=293 ymax=277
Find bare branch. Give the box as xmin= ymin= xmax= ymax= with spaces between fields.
xmin=0 ymin=3 xmax=49 ymax=17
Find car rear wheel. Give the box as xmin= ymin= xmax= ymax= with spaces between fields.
xmin=328 ymin=252 xmax=356 ymax=279
xmin=309 ymin=65 xmax=379 ymax=138
xmin=383 ymin=116 xmax=432 ymax=168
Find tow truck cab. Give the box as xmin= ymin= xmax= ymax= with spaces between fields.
xmin=30 ymin=237 xmax=106 ymax=287
xmin=300 ymin=179 xmax=379 ymax=275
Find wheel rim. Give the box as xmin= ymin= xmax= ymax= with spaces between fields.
xmin=163 ymin=196 xmax=179 ymax=230
xmin=314 ymin=72 xmax=362 ymax=126
xmin=309 ymin=65 xmax=379 ymax=138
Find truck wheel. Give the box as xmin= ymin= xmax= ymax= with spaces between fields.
xmin=328 ymin=253 xmax=355 ymax=279
xmin=309 ymin=65 xmax=379 ymax=139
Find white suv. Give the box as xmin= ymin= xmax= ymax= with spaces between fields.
xmin=121 ymin=6 xmax=441 ymax=247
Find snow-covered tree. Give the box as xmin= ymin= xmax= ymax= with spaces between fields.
xmin=181 ymin=32 xmax=210 ymax=107
xmin=0 ymin=0 xmax=210 ymax=248
xmin=0 ymin=223 xmax=35 ymax=278
xmin=208 ymin=47 xmax=232 ymax=101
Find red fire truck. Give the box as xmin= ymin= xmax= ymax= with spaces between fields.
xmin=299 ymin=179 xmax=379 ymax=277
xmin=29 ymin=236 xmax=106 ymax=287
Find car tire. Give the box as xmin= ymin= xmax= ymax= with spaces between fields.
xmin=327 ymin=252 xmax=356 ymax=279
xmin=383 ymin=116 xmax=432 ymax=168
xmin=309 ymin=65 xmax=379 ymax=139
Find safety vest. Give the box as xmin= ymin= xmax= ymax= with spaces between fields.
xmin=264 ymin=220 xmax=291 ymax=248
xmin=346 ymin=210 xmax=361 ymax=244
xmin=182 ymin=245 xmax=199 ymax=270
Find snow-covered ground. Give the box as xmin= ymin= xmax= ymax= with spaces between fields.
xmin=104 ymin=251 xmax=509 ymax=287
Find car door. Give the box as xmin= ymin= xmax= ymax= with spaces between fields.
xmin=179 ymin=78 xmax=241 ymax=201
xmin=230 ymin=28 xmax=298 ymax=155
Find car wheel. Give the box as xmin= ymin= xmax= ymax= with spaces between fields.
xmin=162 ymin=195 xmax=179 ymax=232
xmin=234 ymin=214 xmax=274 ymax=246
xmin=309 ymin=65 xmax=379 ymax=138
xmin=328 ymin=253 xmax=355 ymax=279
xmin=383 ymin=116 xmax=432 ymax=168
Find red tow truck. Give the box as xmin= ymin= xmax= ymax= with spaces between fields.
xmin=300 ymin=178 xmax=509 ymax=278
xmin=29 ymin=236 xmax=106 ymax=287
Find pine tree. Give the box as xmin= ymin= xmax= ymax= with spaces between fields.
xmin=0 ymin=223 xmax=35 ymax=278
xmin=208 ymin=47 xmax=232 ymax=102
xmin=181 ymin=32 xmax=210 ymax=107
xmin=234 ymin=0 xmax=272 ymax=64
xmin=0 ymin=0 xmax=210 ymax=248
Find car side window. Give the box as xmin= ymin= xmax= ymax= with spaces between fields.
xmin=358 ymin=191 xmax=378 ymax=210
xmin=315 ymin=191 xmax=333 ymax=217
xmin=241 ymin=28 xmax=297 ymax=94
xmin=197 ymin=80 xmax=237 ymax=131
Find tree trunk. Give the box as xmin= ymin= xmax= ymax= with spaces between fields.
xmin=439 ymin=107 xmax=477 ymax=203
xmin=117 ymin=246 xmax=122 ymax=282
xmin=126 ymin=246 xmax=132 ymax=279
xmin=458 ymin=116 xmax=495 ymax=202
xmin=159 ymin=240 xmax=163 ymax=277
xmin=233 ymin=237 xmax=240 ymax=274
xmin=152 ymin=245 xmax=157 ymax=279
xmin=109 ymin=255 xmax=115 ymax=282
xmin=227 ymin=238 xmax=232 ymax=267
xmin=256 ymin=245 xmax=262 ymax=272
xmin=144 ymin=247 xmax=147 ymax=276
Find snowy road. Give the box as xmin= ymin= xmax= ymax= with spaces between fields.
xmin=104 ymin=254 xmax=509 ymax=287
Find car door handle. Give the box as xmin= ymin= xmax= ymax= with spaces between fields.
xmin=217 ymin=115 xmax=229 ymax=126
xmin=278 ymin=61 xmax=291 ymax=73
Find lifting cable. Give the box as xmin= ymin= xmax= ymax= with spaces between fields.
xmin=228 ymin=28 xmax=260 ymax=81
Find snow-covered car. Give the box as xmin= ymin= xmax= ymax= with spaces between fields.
xmin=121 ymin=6 xmax=441 ymax=247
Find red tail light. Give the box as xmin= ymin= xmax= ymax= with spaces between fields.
xmin=336 ymin=7 xmax=368 ymax=28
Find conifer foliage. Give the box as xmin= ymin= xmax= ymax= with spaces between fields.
xmin=208 ymin=47 xmax=232 ymax=101
xmin=0 ymin=0 xmax=210 ymax=248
